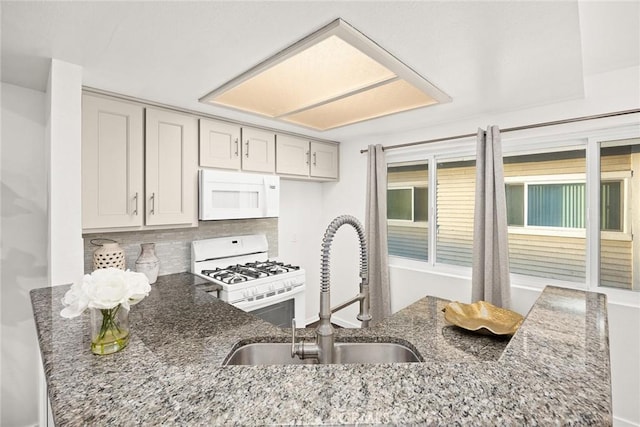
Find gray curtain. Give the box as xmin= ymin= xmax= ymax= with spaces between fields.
xmin=471 ymin=126 xmax=511 ymax=308
xmin=366 ymin=144 xmax=391 ymax=324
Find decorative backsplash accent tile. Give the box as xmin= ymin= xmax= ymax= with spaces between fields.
xmin=83 ymin=219 xmax=278 ymax=275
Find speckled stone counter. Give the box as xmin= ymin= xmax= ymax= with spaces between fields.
xmin=31 ymin=273 xmax=611 ymax=426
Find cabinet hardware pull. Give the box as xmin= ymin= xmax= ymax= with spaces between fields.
xmin=150 ymin=193 xmax=155 ymax=215
xmin=245 ymin=141 xmax=249 ymax=157
xmin=313 ymin=152 xmax=317 ymax=166
xmin=133 ymin=192 xmax=138 ymax=215
xmin=306 ymin=151 xmax=310 ymax=165
xmin=234 ymin=138 xmax=239 ymax=157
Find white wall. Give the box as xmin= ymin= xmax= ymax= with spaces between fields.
xmin=324 ymin=66 xmax=640 ymax=426
xmin=277 ymin=179 xmax=325 ymax=325
xmin=1 ymin=82 xmax=48 ymax=427
xmin=277 ymin=176 xmax=372 ymax=328
xmin=0 ymin=58 xmax=84 ymax=427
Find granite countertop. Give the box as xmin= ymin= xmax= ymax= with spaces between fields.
xmin=31 ymin=272 xmax=611 ymax=426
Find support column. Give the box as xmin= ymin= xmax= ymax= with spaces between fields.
xmin=46 ymin=59 xmax=83 ymax=286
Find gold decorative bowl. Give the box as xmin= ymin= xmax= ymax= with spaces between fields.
xmin=443 ymin=301 xmax=524 ymax=336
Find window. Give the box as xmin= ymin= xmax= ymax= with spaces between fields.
xmin=387 ymin=163 xmax=428 ymax=260
xmin=506 ymin=180 xmax=624 ymax=231
xmin=506 ymin=182 xmax=586 ymax=228
xmin=600 ymin=141 xmax=639 ymax=291
xmin=503 ymin=150 xmax=586 ymax=282
xmin=387 ymin=187 xmax=428 ymax=221
xmin=601 ymin=181 xmax=622 ymax=231
xmin=435 ymin=159 xmax=476 ymax=267
xmin=385 ymin=131 xmax=639 ymax=293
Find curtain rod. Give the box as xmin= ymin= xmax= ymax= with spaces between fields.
xmin=359 ymin=108 xmax=640 ymax=154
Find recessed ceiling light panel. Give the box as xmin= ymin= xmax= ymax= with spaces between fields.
xmin=199 ymin=19 xmax=451 ymax=131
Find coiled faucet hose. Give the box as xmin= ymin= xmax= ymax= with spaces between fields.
xmin=320 ymin=215 xmax=368 ymax=293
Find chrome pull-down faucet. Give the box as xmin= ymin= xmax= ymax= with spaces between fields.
xmin=292 ymin=215 xmax=371 ymax=364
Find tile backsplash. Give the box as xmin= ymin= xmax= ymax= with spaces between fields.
xmin=83 ymin=218 xmax=278 ymax=275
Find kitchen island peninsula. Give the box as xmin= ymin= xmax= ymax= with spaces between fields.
xmin=31 ymin=273 xmax=611 ymax=425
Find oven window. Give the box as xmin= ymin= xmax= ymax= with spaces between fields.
xmin=248 ymin=299 xmax=294 ymax=328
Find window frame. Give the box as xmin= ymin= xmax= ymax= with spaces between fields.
xmin=384 ymin=121 xmax=640 ymax=300
xmin=503 ymin=172 xmax=631 ymax=240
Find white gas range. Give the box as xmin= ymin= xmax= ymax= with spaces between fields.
xmin=191 ymin=235 xmax=305 ymax=327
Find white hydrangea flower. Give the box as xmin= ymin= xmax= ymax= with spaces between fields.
xmin=60 ymin=280 xmax=90 ymax=318
xmin=60 ymin=267 xmax=151 ymax=318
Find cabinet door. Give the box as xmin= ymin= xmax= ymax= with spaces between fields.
xmin=145 ymin=108 xmax=198 ymax=226
xmin=199 ymin=119 xmax=241 ymax=169
xmin=241 ymin=127 xmax=275 ymax=173
xmin=310 ymin=141 xmax=339 ymax=179
xmin=276 ymin=134 xmax=310 ymax=176
xmin=82 ymin=94 xmax=144 ymax=229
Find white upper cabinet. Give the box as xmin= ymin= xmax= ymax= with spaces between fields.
xmin=310 ymin=141 xmax=339 ymax=179
xmin=276 ymin=134 xmax=310 ymax=176
xmin=83 ymin=93 xmax=339 ymax=231
xmin=145 ymin=108 xmax=198 ymax=227
xmin=276 ymin=135 xmax=339 ymax=180
xmin=199 ymin=119 xmax=241 ymax=170
xmin=197 ymin=117 xmax=339 ymax=180
xmin=82 ymin=94 xmax=144 ymax=229
xmin=241 ymin=127 xmax=275 ymax=173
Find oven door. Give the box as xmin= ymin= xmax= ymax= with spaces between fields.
xmin=233 ymin=285 xmax=305 ymax=328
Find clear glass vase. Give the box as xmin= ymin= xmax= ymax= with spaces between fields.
xmin=90 ymin=304 xmax=130 ymax=355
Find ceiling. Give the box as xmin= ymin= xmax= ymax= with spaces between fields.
xmin=2 ymin=1 xmax=639 ymax=142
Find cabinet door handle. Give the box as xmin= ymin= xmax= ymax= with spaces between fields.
xmin=306 ymin=151 xmax=310 ymax=165
xmin=150 ymin=193 xmax=155 ymax=215
xmin=234 ymin=138 xmax=239 ymax=157
xmin=245 ymin=141 xmax=250 ymax=158
xmin=132 ymin=192 xmax=139 ymax=215
xmin=313 ymin=152 xmax=317 ymax=166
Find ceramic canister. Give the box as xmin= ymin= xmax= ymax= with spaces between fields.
xmin=135 ymin=243 xmax=160 ymax=284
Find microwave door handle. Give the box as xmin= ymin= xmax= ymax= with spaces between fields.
xmin=263 ymin=179 xmax=268 ymax=216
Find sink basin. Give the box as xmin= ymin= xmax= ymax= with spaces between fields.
xmin=224 ymin=342 xmax=421 ymax=365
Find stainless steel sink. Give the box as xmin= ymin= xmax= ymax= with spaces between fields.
xmin=224 ymin=342 xmax=421 ymax=365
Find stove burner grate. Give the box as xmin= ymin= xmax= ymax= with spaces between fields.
xmin=201 ymin=260 xmax=301 ymax=285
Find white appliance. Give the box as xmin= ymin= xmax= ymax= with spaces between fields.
xmin=199 ymin=169 xmax=279 ymax=220
xmin=191 ymin=234 xmax=305 ymax=327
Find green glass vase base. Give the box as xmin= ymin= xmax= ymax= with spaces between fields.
xmin=90 ymin=305 xmax=131 ymax=355
xmin=91 ymin=331 xmax=130 ymax=355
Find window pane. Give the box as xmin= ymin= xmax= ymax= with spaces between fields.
xmin=414 ymin=187 xmax=428 ymax=222
xmin=506 ymin=184 xmax=524 ymax=226
xmin=601 ymin=181 xmax=622 ymax=231
xmin=436 ymin=160 xmax=475 ymax=267
xmin=387 ymin=163 xmax=428 ymax=260
xmin=527 ymin=183 xmax=585 ymax=228
xmin=503 ymin=150 xmax=586 ymax=282
xmin=600 ymin=141 xmax=639 ymax=290
xmin=387 ymin=189 xmax=412 ymax=220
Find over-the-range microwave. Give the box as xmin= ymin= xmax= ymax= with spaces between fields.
xmin=199 ymin=169 xmax=279 ymax=220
